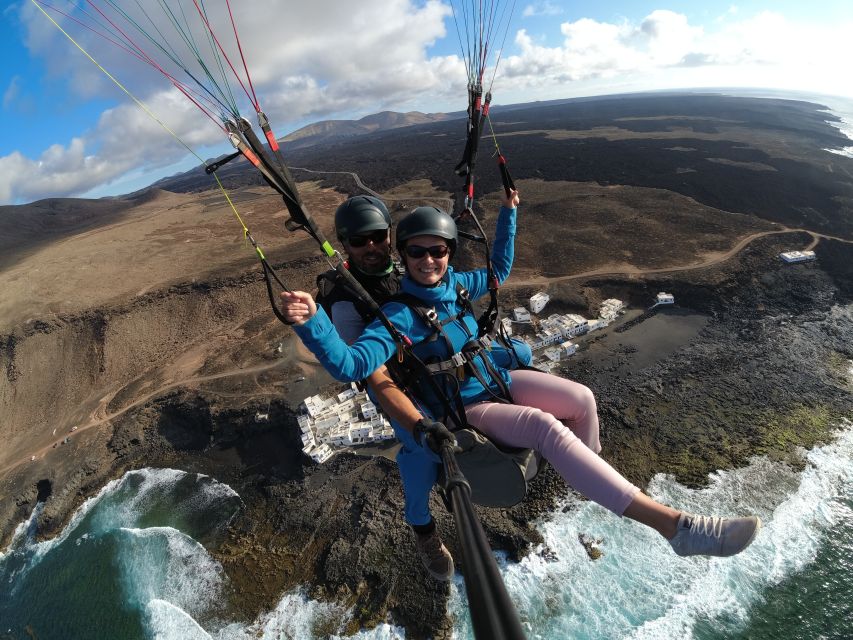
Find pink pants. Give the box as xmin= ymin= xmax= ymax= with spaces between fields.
xmin=465 ymin=369 xmax=640 ymax=515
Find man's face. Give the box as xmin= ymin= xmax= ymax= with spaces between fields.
xmin=344 ymin=229 xmax=391 ymax=274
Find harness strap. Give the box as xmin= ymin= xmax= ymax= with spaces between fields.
xmin=423 ymin=335 xmax=491 ymax=373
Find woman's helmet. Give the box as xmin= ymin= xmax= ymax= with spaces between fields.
xmin=395 ymin=206 xmax=458 ymax=258
xmin=334 ymin=195 xmax=391 ymax=243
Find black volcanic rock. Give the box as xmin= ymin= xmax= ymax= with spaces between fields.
xmin=154 ymin=94 xmax=853 ymax=238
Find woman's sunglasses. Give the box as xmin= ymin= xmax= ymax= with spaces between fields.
xmin=347 ymin=229 xmax=388 ymax=248
xmin=404 ymin=244 xmax=449 ymax=259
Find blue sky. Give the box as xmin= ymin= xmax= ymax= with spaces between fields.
xmin=2 ymin=0 xmax=852 ymax=204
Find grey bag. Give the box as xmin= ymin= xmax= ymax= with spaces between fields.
xmin=441 ymin=428 xmax=542 ymax=508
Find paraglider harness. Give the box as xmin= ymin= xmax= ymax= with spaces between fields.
xmin=383 ymin=277 xmax=541 ymax=509
xmin=315 ymin=256 xmax=540 ymax=508
xmin=315 ymin=261 xmax=406 ymax=325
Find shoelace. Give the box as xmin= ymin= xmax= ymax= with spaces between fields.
xmin=686 ymin=514 xmax=723 ymax=537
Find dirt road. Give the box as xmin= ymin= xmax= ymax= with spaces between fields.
xmin=506 ymin=228 xmax=849 ymax=288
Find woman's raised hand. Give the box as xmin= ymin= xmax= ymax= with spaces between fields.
xmin=279 ymin=291 xmax=317 ymax=326
xmin=502 ymin=188 xmax=520 ymax=209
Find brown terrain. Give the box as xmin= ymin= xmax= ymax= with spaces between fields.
xmin=2 ymin=93 xmax=853 ymax=638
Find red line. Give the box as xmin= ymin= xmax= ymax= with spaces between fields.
xmin=81 ymin=0 xmax=225 ymax=130
xmin=225 ymin=0 xmax=259 ymax=111
xmin=37 ymin=1 xmax=148 ymax=66
xmin=190 ymin=0 xmax=257 ymax=112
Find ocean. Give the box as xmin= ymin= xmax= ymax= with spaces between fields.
xmin=2 ymin=423 xmax=851 ymax=640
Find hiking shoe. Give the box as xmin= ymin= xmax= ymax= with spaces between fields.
xmin=669 ymin=513 xmax=761 ymax=557
xmin=414 ymin=529 xmax=455 ymax=581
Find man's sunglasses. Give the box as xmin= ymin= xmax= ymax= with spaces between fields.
xmin=347 ymin=229 xmax=388 ymax=248
xmin=404 ymin=244 xmax=450 ymax=259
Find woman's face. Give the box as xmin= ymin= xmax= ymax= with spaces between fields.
xmin=403 ymin=234 xmax=450 ymax=286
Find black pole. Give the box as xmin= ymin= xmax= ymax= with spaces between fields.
xmin=441 ymin=442 xmax=527 ymax=640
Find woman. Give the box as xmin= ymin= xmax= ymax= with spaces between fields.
xmin=281 ymin=190 xmax=761 ymax=559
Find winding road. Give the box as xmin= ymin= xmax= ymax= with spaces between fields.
xmin=506 ymin=228 xmax=849 ymax=288
xmin=7 ymin=167 xmax=851 ymax=477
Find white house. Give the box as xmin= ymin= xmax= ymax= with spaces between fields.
xmin=513 ymin=307 xmax=531 ymax=322
xmin=780 ymin=250 xmax=816 ymax=263
xmin=361 ymin=401 xmax=378 ymax=419
xmin=656 ymin=292 xmax=675 ymax=305
xmin=501 ymin=316 xmax=513 ymax=336
xmin=599 ymin=298 xmax=625 ymax=320
xmin=529 ymin=292 xmax=550 ymax=314
xmin=560 ymin=341 xmax=578 ymax=357
xmin=309 ymin=444 xmax=334 ymax=464
xmin=543 ymin=347 xmax=562 ymax=362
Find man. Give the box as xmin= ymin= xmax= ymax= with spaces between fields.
xmin=314 ymin=195 xmax=532 ymax=581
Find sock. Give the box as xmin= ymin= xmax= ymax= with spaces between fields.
xmin=411 ymin=519 xmax=436 ymax=536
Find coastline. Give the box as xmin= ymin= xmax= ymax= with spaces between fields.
xmin=3 ymin=230 xmax=851 ymax=636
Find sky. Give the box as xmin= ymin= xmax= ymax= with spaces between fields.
xmin=2 ymin=0 xmax=853 ymax=205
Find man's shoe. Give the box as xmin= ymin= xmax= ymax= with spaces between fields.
xmin=414 ymin=529 xmax=455 ymax=581
xmin=669 ymin=513 xmax=761 ymax=557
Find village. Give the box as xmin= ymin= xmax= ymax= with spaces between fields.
xmin=298 ymin=290 xmax=677 ymax=463
xmin=298 ymin=247 xmax=820 ymax=463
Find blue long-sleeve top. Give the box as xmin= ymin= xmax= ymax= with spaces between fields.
xmin=295 ymin=205 xmax=517 ymax=416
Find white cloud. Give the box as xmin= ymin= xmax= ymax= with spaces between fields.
xmin=8 ymin=3 xmax=853 ymax=204
xmin=522 ymin=2 xmax=563 ymax=18
xmin=499 ymin=10 xmax=853 ymax=101
xmin=9 ymin=0 xmax=465 ymax=203
xmin=0 ymin=87 xmax=219 ymax=203
xmin=3 ymin=76 xmax=21 ymax=110
xmin=714 ymin=5 xmax=739 ymax=23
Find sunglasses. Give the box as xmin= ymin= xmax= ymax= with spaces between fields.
xmin=347 ymin=229 xmax=388 ymax=248
xmin=404 ymin=244 xmax=449 ymax=259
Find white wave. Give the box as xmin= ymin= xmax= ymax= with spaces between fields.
xmin=826 ymin=146 xmax=853 ymax=159
xmin=1 ymin=466 xmax=240 ymax=609
xmin=448 ymin=424 xmax=853 ymax=640
xmin=0 ymin=502 xmax=44 ymax=559
xmin=15 ymin=468 xmax=239 ymax=564
xmin=212 ymin=590 xmax=407 ymax=640
xmin=214 ymin=591 xmax=348 ymax=639
xmin=146 ymin=599 xmax=213 ymax=640
xmin=821 ymin=106 xmax=853 ymax=157
xmin=117 ymin=526 xmax=225 ymax=620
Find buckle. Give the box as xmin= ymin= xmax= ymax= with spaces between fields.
xmin=425 ymin=308 xmax=438 ymax=323
xmin=451 ymin=352 xmax=467 ymax=367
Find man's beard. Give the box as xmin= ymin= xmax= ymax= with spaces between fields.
xmin=352 ymin=250 xmax=391 ymax=275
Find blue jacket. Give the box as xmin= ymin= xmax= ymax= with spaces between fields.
xmin=295 ymin=205 xmax=517 ymax=416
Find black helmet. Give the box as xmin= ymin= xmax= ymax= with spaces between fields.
xmin=334 ymin=195 xmax=391 ymax=243
xmin=395 ymin=206 xmax=457 ymax=257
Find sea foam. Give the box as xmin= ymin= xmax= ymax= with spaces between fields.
xmin=447 ymin=424 xmax=853 ymax=640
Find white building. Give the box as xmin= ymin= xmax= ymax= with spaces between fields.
xmin=543 ymin=347 xmax=562 ymax=362
xmin=560 ymin=341 xmax=578 ymax=357
xmin=587 ymin=318 xmax=607 ymax=332
xmin=599 ymin=299 xmax=625 ymax=320
xmin=361 ymin=401 xmax=378 ymax=419
xmin=529 ymin=292 xmax=550 ymax=314
xmin=780 ymin=250 xmax=816 ymax=263
xmin=308 ymin=444 xmax=334 ymax=464
xmin=298 ymin=385 xmax=400 ymax=462
xmin=513 ymin=307 xmax=531 ymax=322
xmin=337 ymin=388 xmax=356 ymax=402
xmin=501 ymin=317 xmax=513 ymax=336
xmin=656 ymin=292 xmax=675 ymax=305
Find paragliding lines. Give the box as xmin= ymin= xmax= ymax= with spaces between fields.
xmin=27 ymin=0 xmax=292 ymax=307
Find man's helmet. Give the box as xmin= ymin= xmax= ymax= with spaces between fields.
xmin=334 ymin=195 xmax=391 ymax=243
xmin=395 ymin=206 xmax=458 ymax=258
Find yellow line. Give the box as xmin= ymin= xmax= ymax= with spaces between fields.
xmin=30 ymin=0 xmax=253 ymax=238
